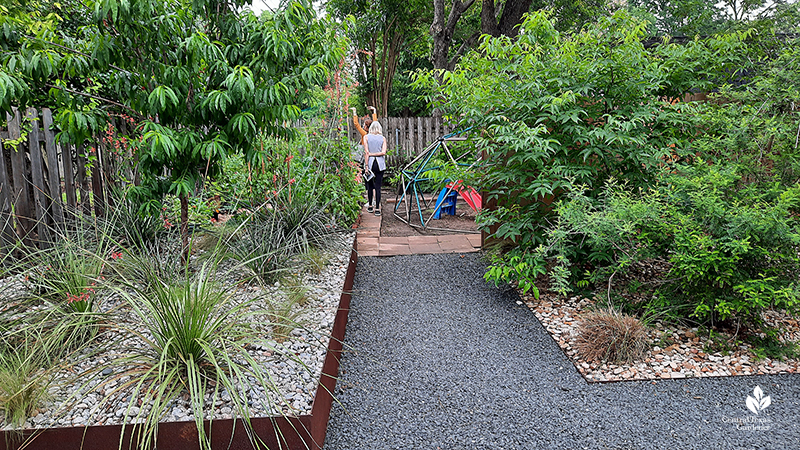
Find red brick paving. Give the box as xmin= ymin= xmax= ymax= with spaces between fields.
xmin=355 ymin=204 xmax=480 ymax=257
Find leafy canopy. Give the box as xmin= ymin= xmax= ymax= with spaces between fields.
xmin=1 ymin=0 xmax=345 ymax=213
xmin=420 ymin=10 xmax=751 ymax=297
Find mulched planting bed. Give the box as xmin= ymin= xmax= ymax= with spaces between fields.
xmin=518 ymin=288 xmax=800 ymax=382
xmin=0 ymin=232 xmax=355 ymax=432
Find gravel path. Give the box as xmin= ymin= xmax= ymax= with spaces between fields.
xmin=324 ymin=253 xmax=800 ymax=449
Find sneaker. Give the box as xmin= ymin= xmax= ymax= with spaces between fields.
xmin=375 ymin=209 xmax=381 ymax=216
xmin=367 ymin=205 xmax=374 ymax=213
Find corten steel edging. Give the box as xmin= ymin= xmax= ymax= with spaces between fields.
xmin=307 ymin=237 xmax=357 ymax=448
xmin=0 ymin=237 xmax=359 ymax=450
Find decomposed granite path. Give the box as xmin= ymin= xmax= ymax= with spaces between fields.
xmin=323 ymin=253 xmax=800 ymax=450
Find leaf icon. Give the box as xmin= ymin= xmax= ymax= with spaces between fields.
xmin=753 ymin=386 xmax=764 ymax=402
xmin=746 ymin=386 xmax=771 ymax=414
xmin=760 ymin=395 xmax=771 ymax=411
xmin=747 ymin=395 xmax=760 ymax=414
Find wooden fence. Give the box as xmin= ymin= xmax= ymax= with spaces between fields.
xmin=0 ymin=110 xmax=462 ymax=251
xmin=345 ymin=116 xmax=461 ymax=168
xmin=0 ymin=107 xmax=121 ymax=251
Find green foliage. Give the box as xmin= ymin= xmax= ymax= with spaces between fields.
xmin=274 ymin=125 xmax=364 ymax=227
xmin=26 ymin=217 xmax=115 ymax=314
xmin=326 ymin=0 xmax=430 ymax=116
xmin=266 ymin=295 xmax=306 ymax=343
xmin=1 ymin=0 xmax=347 ymax=254
xmin=0 ymin=304 xmax=99 ymax=429
xmin=114 ymin=260 xmax=276 ymax=450
xmin=104 ymin=188 xmax=166 ymax=249
xmin=0 ymin=326 xmax=55 ymax=428
xmin=542 ymin=163 xmax=800 ymax=331
xmin=747 ymin=332 xmax=800 ymax=361
xmin=691 ymin=37 xmax=800 ymax=184
xmin=226 ymin=197 xmax=336 ymax=285
xmin=484 ymin=250 xmax=546 ymax=299
xmin=626 ymin=0 xmax=727 ymax=36
xmin=423 ymin=10 xmax=758 ymax=296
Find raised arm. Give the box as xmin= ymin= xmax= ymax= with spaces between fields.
xmin=352 ymin=107 xmax=367 ymax=137
xmin=368 ymin=105 xmax=377 ymax=122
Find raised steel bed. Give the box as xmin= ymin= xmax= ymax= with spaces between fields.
xmin=1 ymin=239 xmax=358 ymax=450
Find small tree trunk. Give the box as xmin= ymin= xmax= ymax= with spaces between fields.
xmin=180 ymin=193 xmax=189 ymax=264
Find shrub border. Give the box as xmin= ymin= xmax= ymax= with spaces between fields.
xmin=0 ymin=237 xmax=358 ymax=450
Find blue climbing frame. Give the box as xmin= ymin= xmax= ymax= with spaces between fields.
xmin=393 ymin=127 xmax=479 ymax=232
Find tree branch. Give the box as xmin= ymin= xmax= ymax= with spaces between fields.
xmin=25 ymin=35 xmax=129 ymax=74
xmin=448 ymin=31 xmax=481 ymax=69
xmin=45 ymin=83 xmax=142 ymax=118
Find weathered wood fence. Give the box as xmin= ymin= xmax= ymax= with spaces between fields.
xmin=0 ymin=107 xmax=122 ymax=251
xmin=346 ymin=116 xmax=461 ymax=168
xmin=0 ymin=110 xmax=461 ymax=251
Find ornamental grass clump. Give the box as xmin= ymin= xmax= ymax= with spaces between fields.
xmin=574 ymin=307 xmax=650 ymax=365
xmin=0 ymin=313 xmax=91 ymax=429
xmin=0 ymin=327 xmax=54 ymax=428
xmin=110 ymin=260 xmax=284 ymax=450
xmin=26 ymin=213 xmax=116 ymax=314
xmin=227 ymin=199 xmax=336 ymax=285
xmin=267 ymin=296 xmax=306 ymax=343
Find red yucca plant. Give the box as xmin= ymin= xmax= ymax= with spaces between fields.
xmin=574 ymin=307 xmax=649 ymax=364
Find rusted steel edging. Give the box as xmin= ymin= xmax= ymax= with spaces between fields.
xmin=1 ymin=236 xmax=359 ymax=450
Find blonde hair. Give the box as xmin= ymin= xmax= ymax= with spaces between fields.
xmin=368 ymin=120 xmax=382 ymax=134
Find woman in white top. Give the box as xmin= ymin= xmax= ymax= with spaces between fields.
xmin=362 ymin=120 xmax=387 ymax=216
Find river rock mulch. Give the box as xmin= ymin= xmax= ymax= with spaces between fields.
xmin=518 ymin=290 xmax=800 ymax=383
xmin=1 ymin=231 xmax=354 ymax=431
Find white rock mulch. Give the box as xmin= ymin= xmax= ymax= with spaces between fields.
xmin=4 ymin=231 xmax=354 ymax=431
xmin=518 ymin=291 xmax=800 ymax=383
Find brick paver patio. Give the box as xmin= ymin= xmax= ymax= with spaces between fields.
xmin=355 ymin=204 xmax=481 ymax=256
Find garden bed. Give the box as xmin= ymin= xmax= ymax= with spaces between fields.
xmin=518 ymin=285 xmax=800 ymax=383
xmin=0 ymin=232 xmax=358 ymax=450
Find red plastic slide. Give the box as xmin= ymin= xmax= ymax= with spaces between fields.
xmin=445 ymin=181 xmax=482 ymax=211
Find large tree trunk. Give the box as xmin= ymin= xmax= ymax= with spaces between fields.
xmin=361 ymin=20 xmax=405 ymax=118
xmin=482 ymin=0 xmax=534 ymax=38
xmin=430 ymin=0 xmax=477 ymax=73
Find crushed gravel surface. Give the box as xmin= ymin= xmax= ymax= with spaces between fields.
xmin=324 ymin=253 xmax=800 ymax=449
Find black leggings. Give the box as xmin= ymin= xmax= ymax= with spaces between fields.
xmin=367 ymin=160 xmax=384 ymax=208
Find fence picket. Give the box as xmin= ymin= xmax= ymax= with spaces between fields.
xmin=416 ymin=117 xmax=423 ymax=159
xmin=90 ymin=144 xmax=105 ymax=216
xmin=0 ymin=125 xmax=14 ymax=254
xmin=76 ymin=144 xmax=90 ymax=214
xmin=7 ymin=109 xmax=32 ymax=243
xmin=27 ymin=107 xmax=51 ymax=246
xmin=42 ymin=109 xmax=64 ymax=225
xmin=63 ymin=143 xmax=77 ymax=209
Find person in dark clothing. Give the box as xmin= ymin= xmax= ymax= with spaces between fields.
xmin=362 ymin=120 xmax=387 ymax=216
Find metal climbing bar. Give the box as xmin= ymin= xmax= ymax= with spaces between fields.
xmin=392 ymin=127 xmax=481 ymax=233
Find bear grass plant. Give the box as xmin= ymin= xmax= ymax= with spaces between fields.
xmin=225 ymin=196 xmax=336 ymax=285
xmin=105 ymin=258 xmax=282 ymax=450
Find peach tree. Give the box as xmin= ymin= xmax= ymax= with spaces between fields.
xmin=0 ymin=0 xmax=345 ymax=256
